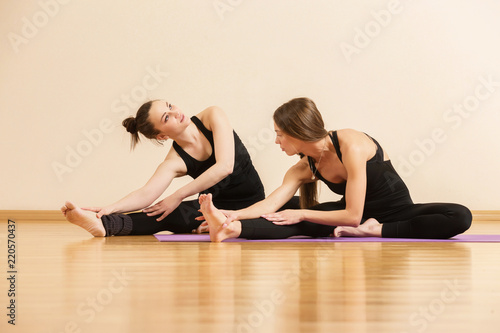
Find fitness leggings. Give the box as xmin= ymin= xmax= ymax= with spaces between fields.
xmin=101 ymin=197 xmax=301 ymax=236
xmin=239 ymin=201 xmax=472 ymax=239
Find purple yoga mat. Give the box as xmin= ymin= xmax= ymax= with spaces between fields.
xmin=154 ymin=234 xmax=500 ymax=243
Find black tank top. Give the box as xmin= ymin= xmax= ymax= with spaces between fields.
xmin=173 ymin=116 xmax=265 ymax=205
xmin=308 ymin=131 xmax=413 ymax=217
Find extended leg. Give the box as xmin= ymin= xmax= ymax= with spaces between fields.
xmin=238 ymin=201 xmax=341 ymax=239
xmin=61 ymin=201 xmax=106 ymax=237
xmin=103 ymin=199 xmax=202 ymax=236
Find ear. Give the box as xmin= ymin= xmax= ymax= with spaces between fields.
xmin=157 ymin=134 xmax=169 ymax=141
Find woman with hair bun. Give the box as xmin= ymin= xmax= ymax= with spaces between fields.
xmin=198 ymin=97 xmax=472 ymax=242
xmin=61 ymin=100 xmax=282 ymax=237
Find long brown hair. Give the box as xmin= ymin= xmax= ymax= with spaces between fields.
xmin=122 ymin=100 xmax=161 ymax=150
xmin=273 ymin=97 xmax=328 ymax=208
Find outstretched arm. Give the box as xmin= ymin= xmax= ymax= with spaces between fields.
xmin=266 ymin=130 xmax=370 ymax=227
xmin=84 ymin=150 xmax=186 ymax=218
xmin=231 ymin=157 xmax=312 ymax=221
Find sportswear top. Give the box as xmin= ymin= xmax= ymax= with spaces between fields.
xmin=308 ymin=131 xmax=413 ymax=218
xmin=172 ymin=116 xmax=265 ymax=205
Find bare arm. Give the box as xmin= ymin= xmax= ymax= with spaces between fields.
xmin=266 ymin=130 xmax=372 ymax=227
xmin=233 ymin=157 xmax=312 ymax=220
xmin=299 ymin=142 xmax=368 ymax=227
xmin=170 ymin=106 xmax=235 ymax=200
xmin=142 ymin=106 xmax=237 ymax=221
xmin=87 ymin=149 xmax=186 ymax=217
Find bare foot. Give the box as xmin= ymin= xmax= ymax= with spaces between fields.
xmin=333 ymin=218 xmax=382 ymax=238
xmin=199 ymin=194 xmax=241 ymax=242
xmin=61 ymin=201 xmax=106 ymax=237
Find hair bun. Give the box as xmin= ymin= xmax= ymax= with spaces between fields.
xmin=122 ymin=117 xmax=138 ymax=134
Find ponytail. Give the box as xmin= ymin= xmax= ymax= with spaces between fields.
xmin=122 ymin=117 xmax=140 ymax=150
xmin=297 ymin=152 xmax=320 ymax=208
xmin=299 ymin=182 xmax=319 ymax=209
xmin=122 ymin=100 xmax=161 ymax=150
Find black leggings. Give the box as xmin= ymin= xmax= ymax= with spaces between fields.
xmin=239 ymin=201 xmax=472 ymax=239
xmin=102 ymin=197 xmax=301 ymax=236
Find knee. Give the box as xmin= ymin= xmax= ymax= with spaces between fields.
xmin=451 ymin=204 xmax=473 ymax=234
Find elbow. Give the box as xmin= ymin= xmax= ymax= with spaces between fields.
xmin=345 ymin=212 xmax=363 ymax=227
xmin=219 ymin=160 xmax=234 ymax=178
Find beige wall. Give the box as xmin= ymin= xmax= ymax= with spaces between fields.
xmin=1 ymin=0 xmax=499 ymax=210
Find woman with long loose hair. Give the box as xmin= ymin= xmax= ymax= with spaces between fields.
xmin=198 ymin=97 xmax=472 ymax=242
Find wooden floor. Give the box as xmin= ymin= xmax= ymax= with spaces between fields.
xmin=1 ymin=212 xmax=500 ymax=333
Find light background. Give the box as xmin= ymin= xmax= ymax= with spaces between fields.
xmin=1 ymin=0 xmax=499 ymax=210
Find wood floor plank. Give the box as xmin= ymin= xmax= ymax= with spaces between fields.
xmin=0 ymin=217 xmax=499 ymax=332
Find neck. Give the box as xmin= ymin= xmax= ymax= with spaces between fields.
xmin=171 ymin=121 xmax=200 ymax=148
xmin=302 ymin=136 xmax=328 ymax=161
